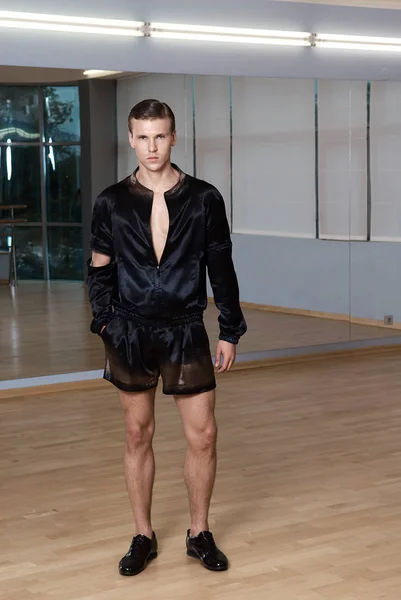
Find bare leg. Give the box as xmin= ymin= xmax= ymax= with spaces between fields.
xmin=175 ymin=390 xmax=217 ymax=537
xmin=120 ymin=388 xmax=156 ymax=539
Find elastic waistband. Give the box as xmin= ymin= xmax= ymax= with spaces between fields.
xmin=113 ymin=305 xmax=203 ymax=326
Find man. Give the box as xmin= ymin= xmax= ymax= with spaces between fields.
xmin=87 ymin=99 xmax=247 ymax=576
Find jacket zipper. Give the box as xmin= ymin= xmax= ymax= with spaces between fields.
xmin=156 ymin=264 xmax=161 ymax=312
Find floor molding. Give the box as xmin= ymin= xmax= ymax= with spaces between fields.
xmin=0 ymin=369 xmax=103 ymax=391
xmin=2 ymin=335 xmax=401 ymax=399
xmin=237 ymin=299 xmax=401 ymax=331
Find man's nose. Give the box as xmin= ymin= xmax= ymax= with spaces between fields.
xmin=148 ymin=138 xmax=157 ymax=153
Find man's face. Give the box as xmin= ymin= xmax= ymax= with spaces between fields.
xmin=129 ymin=118 xmax=176 ymax=172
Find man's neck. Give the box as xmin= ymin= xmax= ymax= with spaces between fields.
xmin=136 ymin=162 xmax=178 ymax=194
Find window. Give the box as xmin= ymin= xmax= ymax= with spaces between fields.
xmin=0 ymin=86 xmax=40 ymax=142
xmin=48 ymin=226 xmax=83 ymax=280
xmin=0 ymin=145 xmax=41 ymax=221
xmin=46 ymin=145 xmax=81 ymax=223
xmin=0 ymin=85 xmax=82 ymax=280
xmin=43 ymin=86 xmax=80 ymax=143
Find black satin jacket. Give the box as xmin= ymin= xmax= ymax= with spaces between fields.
xmin=86 ymin=165 xmax=247 ymax=344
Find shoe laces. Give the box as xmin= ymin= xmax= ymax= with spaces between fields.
xmin=200 ymin=531 xmax=217 ymax=551
xmin=126 ymin=534 xmax=148 ymax=556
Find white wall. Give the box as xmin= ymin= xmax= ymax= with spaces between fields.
xmin=318 ymin=80 xmax=368 ymax=241
xmin=232 ymin=77 xmax=316 ymax=238
xmin=370 ymin=82 xmax=401 ymax=242
xmin=116 ymin=73 xmax=401 ymax=323
xmin=193 ymin=75 xmax=231 ymax=222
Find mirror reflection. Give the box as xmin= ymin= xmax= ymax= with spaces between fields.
xmin=1 ymin=66 xmax=400 ymax=382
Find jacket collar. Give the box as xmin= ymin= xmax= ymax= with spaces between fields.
xmin=130 ymin=163 xmax=187 ymax=199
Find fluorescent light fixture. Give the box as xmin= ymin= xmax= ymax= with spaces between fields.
xmin=148 ymin=22 xmax=312 ymax=46
xmin=2 ymin=12 xmax=401 ymax=54
xmin=6 ymin=139 xmax=12 ymax=182
xmin=0 ymin=20 xmax=144 ymax=35
xmin=48 ymin=139 xmax=56 ymax=172
xmin=0 ymin=11 xmax=144 ymax=27
xmin=83 ymin=70 xmax=123 ymax=77
xmin=0 ymin=127 xmax=39 ymax=141
xmin=315 ymin=32 xmax=401 ymax=52
xmin=0 ymin=10 xmax=145 ymax=36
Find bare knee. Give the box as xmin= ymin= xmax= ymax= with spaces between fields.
xmin=125 ymin=420 xmax=155 ymax=454
xmin=186 ymin=421 xmax=217 ymax=453
xmin=120 ymin=389 xmax=155 ymax=454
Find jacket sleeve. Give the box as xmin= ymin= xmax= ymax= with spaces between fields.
xmin=86 ymin=192 xmax=116 ymax=334
xmin=205 ymin=187 xmax=247 ymax=345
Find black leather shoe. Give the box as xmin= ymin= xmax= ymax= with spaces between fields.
xmin=186 ymin=530 xmax=228 ymax=571
xmin=119 ymin=532 xmax=158 ymax=576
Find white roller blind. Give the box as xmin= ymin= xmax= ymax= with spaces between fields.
xmin=318 ymin=80 xmax=367 ymax=241
xmin=231 ymin=77 xmax=315 ymax=238
xmin=370 ymin=82 xmax=401 ymax=241
xmin=117 ymin=74 xmax=193 ymax=180
xmin=193 ymin=75 xmax=231 ymax=222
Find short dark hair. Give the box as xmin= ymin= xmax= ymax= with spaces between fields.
xmin=128 ymin=99 xmax=176 ymax=133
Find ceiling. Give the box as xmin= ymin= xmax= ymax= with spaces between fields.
xmin=0 ymin=65 xmax=137 ymax=84
xmin=1 ymin=2 xmax=401 ymax=83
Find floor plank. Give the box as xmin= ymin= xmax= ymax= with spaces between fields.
xmin=2 ymin=352 xmax=401 ymax=598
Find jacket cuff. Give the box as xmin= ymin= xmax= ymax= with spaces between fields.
xmin=90 ymin=314 xmax=114 ymax=335
xmin=219 ymin=333 xmax=239 ymax=345
xmin=86 ymin=257 xmax=114 ymax=276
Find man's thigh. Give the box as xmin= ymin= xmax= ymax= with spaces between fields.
xmin=175 ymin=390 xmax=217 ymax=439
xmin=120 ymin=388 xmax=157 ymax=429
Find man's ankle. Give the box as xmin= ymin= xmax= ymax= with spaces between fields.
xmin=136 ymin=527 xmax=154 ymax=539
xmin=189 ymin=525 xmax=209 ymax=537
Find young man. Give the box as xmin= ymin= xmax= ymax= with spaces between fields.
xmin=87 ymin=99 xmax=247 ymax=576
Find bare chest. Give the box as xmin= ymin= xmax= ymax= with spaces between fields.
xmin=150 ymin=192 xmax=169 ymax=263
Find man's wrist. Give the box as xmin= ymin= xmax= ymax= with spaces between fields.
xmin=218 ymin=334 xmax=239 ymax=345
xmin=90 ymin=315 xmax=113 ymax=334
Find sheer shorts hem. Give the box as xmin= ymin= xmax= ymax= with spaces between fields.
xmin=103 ymin=374 xmax=216 ymax=396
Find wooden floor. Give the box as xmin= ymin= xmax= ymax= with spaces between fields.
xmin=2 ymin=352 xmax=401 ymax=599
xmin=1 ymin=282 xmax=399 ymax=381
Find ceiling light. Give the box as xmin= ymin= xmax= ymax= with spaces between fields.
xmin=148 ymin=22 xmax=312 ymax=46
xmin=315 ymin=32 xmax=401 ymax=52
xmin=83 ymin=70 xmax=123 ymax=77
xmin=3 ymin=12 xmax=401 ymax=54
xmin=0 ymin=10 xmax=144 ymax=36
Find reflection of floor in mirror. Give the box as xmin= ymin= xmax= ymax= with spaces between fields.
xmin=0 ymin=281 xmax=400 ymax=381
xmin=2 ymin=353 xmax=401 ymax=600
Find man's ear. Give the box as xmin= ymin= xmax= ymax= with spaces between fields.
xmin=128 ymin=131 xmax=135 ymax=149
xmin=171 ymin=131 xmax=177 ymax=147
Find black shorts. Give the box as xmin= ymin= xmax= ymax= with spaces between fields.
xmin=99 ymin=310 xmax=216 ymax=395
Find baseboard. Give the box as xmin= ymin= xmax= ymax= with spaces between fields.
xmin=0 ymin=378 xmax=109 ymax=400
xmin=240 ymin=300 xmax=350 ymax=322
xmin=2 ymin=341 xmax=401 ymax=400
xmin=208 ymin=298 xmax=401 ymax=331
xmin=232 ymin=343 xmax=401 ymax=372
